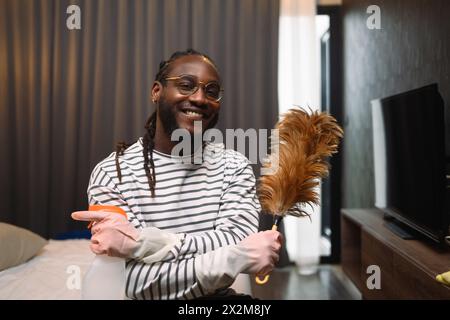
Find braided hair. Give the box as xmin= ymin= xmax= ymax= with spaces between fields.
xmin=115 ymin=49 xmax=219 ymax=197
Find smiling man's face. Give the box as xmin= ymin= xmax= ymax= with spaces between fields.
xmin=153 ymin=55 xmax=221 ymax=138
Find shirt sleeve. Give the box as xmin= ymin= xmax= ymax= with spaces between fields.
xmin=125 ymin=241 xmax=249 ymax=300
xmin=87 ymin=163 xmax=145 ymax=229
xmin=87 ymin=164 xmax=131 ymax=213
xmin=125 ymin=256 xmax=204 ymax=300
xmin=165 ymin=155 xmax=261 ymax=261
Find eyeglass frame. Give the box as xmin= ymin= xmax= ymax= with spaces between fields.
xmin=164 ymin=75 xmax=224 ymax=102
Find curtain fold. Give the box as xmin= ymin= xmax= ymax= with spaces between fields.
xmin=0 ymin=0 xmax=279 ymax=238
xmin=278 ymin=0 xmax=321 ymax=274
xmin=191 ymin=0 xmax=279 ymax=132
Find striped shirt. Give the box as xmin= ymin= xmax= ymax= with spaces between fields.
xmin=87 ymin=138 xmax=261 ymax=300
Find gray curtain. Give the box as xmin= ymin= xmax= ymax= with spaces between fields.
xmin=0 ymin=0 xmax=279 ymax=238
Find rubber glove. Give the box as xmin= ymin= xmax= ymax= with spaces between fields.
xmin=195 ymin=230 xmax=282 ymax=294
xmin=237 ymin=230 xmax=282 ymax=276
xmin=71 ymin=211 xmax=182 ymax=263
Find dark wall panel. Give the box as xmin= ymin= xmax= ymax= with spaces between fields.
xmin=341 ymin=0 xmax=450 ymax=208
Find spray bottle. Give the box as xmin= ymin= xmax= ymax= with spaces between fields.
xmin=82 ymin=205 xmax=127 ymax=300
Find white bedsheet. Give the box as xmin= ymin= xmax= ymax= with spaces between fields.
xmin=0 ymin=239 xmax=94 ymax=300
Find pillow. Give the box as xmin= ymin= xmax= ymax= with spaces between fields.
xmin=0 ymin=223 xmax=48 ymax=271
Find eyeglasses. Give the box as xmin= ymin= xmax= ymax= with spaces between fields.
xmin=164 ymin=75 xmax=223 ymax=102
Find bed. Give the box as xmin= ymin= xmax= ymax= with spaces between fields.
xmin=0 ymin=239 xmax=94 ymax=300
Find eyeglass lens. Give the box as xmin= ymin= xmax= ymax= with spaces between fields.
xmin=174 ymin=76 xmax=221 ymax=101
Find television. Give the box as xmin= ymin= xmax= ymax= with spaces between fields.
xmin=371 ymin=83 xmax=450 ymax=244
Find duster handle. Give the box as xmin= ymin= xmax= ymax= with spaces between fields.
xmin=255 ymin=216 xmax=283 ymax=285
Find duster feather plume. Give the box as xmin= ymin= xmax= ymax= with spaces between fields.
xmin=258 ymin=107 xmax=344 ymax=219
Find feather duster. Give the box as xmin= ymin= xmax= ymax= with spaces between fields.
xmin=255 ymin=107 xmax=343 ymax=284
xmin=259 ymin=107 xmax=343 ymax=220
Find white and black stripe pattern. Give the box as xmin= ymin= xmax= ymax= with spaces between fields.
xmin=87 ymin=138 xmax=260 ymax=299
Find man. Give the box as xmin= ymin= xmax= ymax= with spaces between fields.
xmin=72 ymin=49 xmax=282 ymax=300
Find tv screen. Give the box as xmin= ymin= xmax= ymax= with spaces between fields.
xmin=371 ymin=83 xmax=449 ymax=243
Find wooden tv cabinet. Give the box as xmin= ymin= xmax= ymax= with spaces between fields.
xmin=341 ymin=208 xmax=450 ymax=299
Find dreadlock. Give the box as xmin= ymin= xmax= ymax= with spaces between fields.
xmin=142 ymin=112 xmax=157 ymax=197
xmin=115 ymin=49 xmax=219 ymax=197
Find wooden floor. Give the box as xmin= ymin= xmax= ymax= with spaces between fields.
xmin=250 ymin=264 xmax=362 ymax=300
